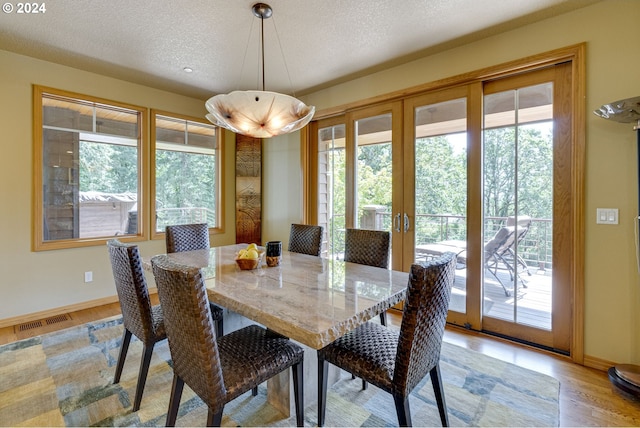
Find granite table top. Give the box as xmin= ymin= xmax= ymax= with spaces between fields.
xmin=154 ymin=244 xmax=408 ymax=350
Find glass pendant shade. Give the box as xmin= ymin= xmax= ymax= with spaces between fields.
xmin=205 ymin=3 xmax=315 ymax=139
xmin=206 ymin=90 xmax=315 ymax=139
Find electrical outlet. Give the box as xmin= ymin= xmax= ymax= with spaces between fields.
xmin=84 ymin=271 xmax=93 ymax=283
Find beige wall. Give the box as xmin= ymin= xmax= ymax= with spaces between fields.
xmin=2 ymin=0 xmax=640 ymax=366
xmin=0 ymin=50 xmax=237 ymax=321
xmin=264 ymin=0 xmax=640 ymax=366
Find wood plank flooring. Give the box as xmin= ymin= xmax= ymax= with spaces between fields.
xmin=1 ymin=300 xmax=639 ymax=426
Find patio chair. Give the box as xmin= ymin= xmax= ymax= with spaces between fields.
xmin=165 ymin=223 xmax=225 ymax=337
xmin=483 ymin=216 xmax=532 ymax=295
xmin=416 ymin=216 xmax=532 ymax=297
xmin=504 ymin=216 xmax=533 ymax=276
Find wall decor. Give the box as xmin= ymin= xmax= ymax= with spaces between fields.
xmin=235 ymin=134 xmax=262 ymax=245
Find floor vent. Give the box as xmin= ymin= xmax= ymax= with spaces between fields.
xmin=45 ymin=314 xmax=70 ymax=325
xmin=17 ymin=321 xmax=43 ymax=331
xmin=17 ymin=314 xmax=71 ymax=332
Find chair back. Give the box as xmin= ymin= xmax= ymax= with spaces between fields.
xmin=151 ymin=254 xmax=227 ymax=412
xmin=483 ymin=226 xmax=515 ymax=258
xmin=343 ymin=228 xmax=390 ymax=268
xmin=506 ymin=215 xmax=532 ymax=247
xmin=107 ymin=239 xmax=157 ymax=344
xmin=485 ymin=216 xmax=532 ymax=258
xmin=165 ymin=223 xmax=210 ymax=253
xmin=393 ymin=252 xmax=456 ymax=396
xmin=288 ymin=224 xmax=324 ymax=256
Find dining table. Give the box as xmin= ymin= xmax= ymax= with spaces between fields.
xmin=146 ymin=243 xmax=409 ymax=417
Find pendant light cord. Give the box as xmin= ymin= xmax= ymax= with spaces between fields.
xmin=260 ymin=12 xmax=265 ymax=91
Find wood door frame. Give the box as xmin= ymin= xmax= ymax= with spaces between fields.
xmin=480 ymin=63 xmax=573 ymax=353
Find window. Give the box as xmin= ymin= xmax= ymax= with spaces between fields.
xmin=151 ymin=111 xmax=222 ymax=236
xmin=33 ymin=86 xmax=147 ymax=250
xmin=33 ymin=88 xmax=224 ymax=250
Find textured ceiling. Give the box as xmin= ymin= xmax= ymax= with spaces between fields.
xmin=0 ymin=0 xmax=599 ymax=99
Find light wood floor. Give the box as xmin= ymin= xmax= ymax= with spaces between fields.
xmin=1 ymin=300 xmax=640 ymax=427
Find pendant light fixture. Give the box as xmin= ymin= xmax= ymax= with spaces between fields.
xmin=205 ymin=3 xmax=315 ymax=139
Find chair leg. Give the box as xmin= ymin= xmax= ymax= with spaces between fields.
xmin=351 ymin=373 xmax=368 ymax=389
xmin=430 ymin=364 xmax=449 ymax=427
xmin=209 ymin=303 xmax=224 ymax=337
xmin=166 ymin=374 xmax=185 ymax=427
xmin=207 ymin=407 xmax=223 ymax=427
xmin=380 ymin=311 xmax=387 ymax=326
xmin=393 ymin=393 xmax=412 ymax=427
xmin=485 ymin=263 xmax=511 ymax=297
xmin=113 ymin=328 xmax=132 ymax=384
xmin=132 ymin=343 xmax=155 ymax=412
xmin=292 ymin=360 xmax=304 ymax=427
xmin=318 ymin=357 xmax=329 ymax=427
xmin=216 ymin=318 xmax=224 ymax=338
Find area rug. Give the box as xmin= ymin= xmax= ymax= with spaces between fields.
xmin=0 ymin=316 xmax=559 ymax=427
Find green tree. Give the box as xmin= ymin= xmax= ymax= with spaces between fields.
xmin=79 ymin=141 xmax=137 ymax=193
xmin=484 ymin=124 xmax=553 ymax=220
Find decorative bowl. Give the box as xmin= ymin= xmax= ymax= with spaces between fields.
xmin=235 ymin=250 xmax=265 ymax=270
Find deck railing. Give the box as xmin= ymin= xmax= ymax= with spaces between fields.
xmin=156 ymin=207 xmax=216 ymax=231
xmin=325 ymin=211 xmax=552 ymax=270
xmin=411 ymin=213 xmax=552 ymax=271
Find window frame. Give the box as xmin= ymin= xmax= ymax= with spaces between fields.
xmin=150 ymin=109 xmax=224 ymax=241
xmin=32 ymin=85 xmax=149 ymax=251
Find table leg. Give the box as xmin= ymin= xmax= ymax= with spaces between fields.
xmin=267 ymin=371 xmax=291 ymax=416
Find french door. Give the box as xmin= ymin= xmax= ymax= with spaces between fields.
xmin=403 ymin=65 xmax=572 ymax=352
xmin=309 ymin=56 xmax=581 ymax=356
xmin=312 ymin=102 xmax=403 ymax=268
xmin=403 ymin=85 xmax=478 ymax=323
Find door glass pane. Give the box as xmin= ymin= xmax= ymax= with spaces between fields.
xmin=318 ymin=124 xmax=346 ymax=259
xmin=355 ymin=114 xmax=392 ymax=240
xmin=483 ymin=83 xmax=553 ymax=330
xmin=412 ymin=98 xmax=467 ymax=313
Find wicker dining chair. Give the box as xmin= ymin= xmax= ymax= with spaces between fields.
xmin=344 ymin=228 xmax=391 ymax=326
xmin=107 ymin=239 xmax=167 ymax=412
xmin=151 ymin=255 xmax=305 ymax=427
xmin=288 ymin=223 xmax=324 ymax=256
xmin=165 ymin=223 xmax=211 ymax=253
xmin=317 ymin=252 xmax=457 ymax=427
xmin=165 ymin=223 xmax=225 ymax=337
xmin=343 ymin=228 xmax=392 ymax=389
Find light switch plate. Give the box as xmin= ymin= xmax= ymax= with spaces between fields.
xmin=596 ymin=208 xmax=618 ymax=224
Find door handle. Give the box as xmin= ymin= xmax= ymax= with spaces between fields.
xmin=403 ymin=213 xmax=410 ymax=233
xmin=394 ymin=213 xmax=401 ymax=232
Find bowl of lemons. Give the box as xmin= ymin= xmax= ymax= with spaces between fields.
xmin=235 ymin=243 xmax=265 ymax=270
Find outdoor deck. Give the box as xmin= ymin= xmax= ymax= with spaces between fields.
xmin=449 ymin=266 xmax=552 ymax=331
